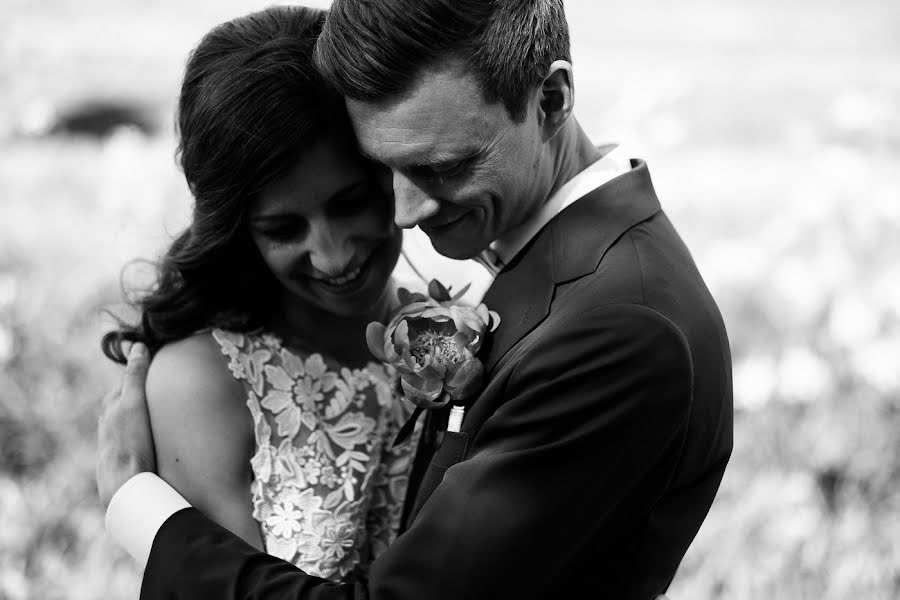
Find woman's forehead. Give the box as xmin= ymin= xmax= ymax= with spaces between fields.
xmin=250 ymin=139 xmax=369 ymax=216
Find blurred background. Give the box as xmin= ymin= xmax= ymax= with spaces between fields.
xmin=1 ymin=0 xmax=899 ymax=598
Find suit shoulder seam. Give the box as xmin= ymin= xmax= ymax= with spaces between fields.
xmin=627 ymin=231 xmax=647 ymax=304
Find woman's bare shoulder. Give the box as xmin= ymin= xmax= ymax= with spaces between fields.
xmin=145 ymin=333 xmax=261 ymax=548
xmin=146 ymin=332 xmax=250 ymax=445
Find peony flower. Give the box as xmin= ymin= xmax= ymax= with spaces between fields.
xmin=366 ymin=280 xmax=500 ymax=410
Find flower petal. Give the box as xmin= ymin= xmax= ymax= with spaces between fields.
xmin=393 ymin=319 xmax=411 ymax=348
xmin=417 ymin=359 xmax=448 ymax=380
xmin=366 ymin=322 xmax=388 ymax=361
xmin=394 ymin=301 xmax=434 ymax=322
xmin=476 ymin=304 xmax=490 ymax=325
xmin=428 ymin=279 xmax=452 ymax=302
xmin=449 ymin=282 xmax=471 ymax=302
xmin=449 ymin=331 xmax=477 ymax=354
xmin=398 ymin=288 xmax=430 ymax=307
xmin=384 ymin=338 xmax=403 ymax=363
xmin=399 ymin=373 xmax=445 ymax=405
xmin=444 ymin=358 xmax=485 ymax=401
xmin=400 ymin=346 xmax=418 ymax=370
xmin=487 ymin=309 xmax=501 ymax=331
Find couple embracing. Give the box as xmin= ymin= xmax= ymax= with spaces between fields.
xmin=97 ymin=1 xmax=733 ymax=598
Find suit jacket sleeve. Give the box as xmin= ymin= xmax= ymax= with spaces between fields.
xmin=142 ymin=303 xmax=693 ymax=600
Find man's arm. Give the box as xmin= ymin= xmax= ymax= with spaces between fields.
xmin=99 ymin=343 xmax=193 ymax=567
xmin=126 ymin=304 xmax=694 ymax=599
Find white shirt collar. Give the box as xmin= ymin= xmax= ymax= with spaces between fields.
xmin=490 ymin=145 xmax=631 ymax=267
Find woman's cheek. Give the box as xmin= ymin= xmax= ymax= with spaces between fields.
xmin=259 ymin=242 xmax=300 ymax=281
xmin=349 ymin=208 xmax=389 ymax=240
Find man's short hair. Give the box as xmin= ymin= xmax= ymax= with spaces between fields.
xmin=315 ymin=0 xmax=571 ymax=123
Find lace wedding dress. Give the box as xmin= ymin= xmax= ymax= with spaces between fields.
xmin=212 ymin=329 xmax=414 ymax=582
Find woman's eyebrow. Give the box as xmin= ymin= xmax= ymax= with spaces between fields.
xmin=248 ymin=214 xmax=291 ymax=224
xmin=249 ymin=181 xmax=370 ymax=222
xmin=329 ymin=180 xmax=369 ymax=202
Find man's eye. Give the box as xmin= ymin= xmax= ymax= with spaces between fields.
xmin=428 ymin=160 xmax=468 ymax=180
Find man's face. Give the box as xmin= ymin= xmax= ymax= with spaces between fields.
xmin=347 ymin=62 xmax=553 ymax=260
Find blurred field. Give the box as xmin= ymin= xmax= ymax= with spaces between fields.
xmin=1 ymin=0 xmax=899 ymax=598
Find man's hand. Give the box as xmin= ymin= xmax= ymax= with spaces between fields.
xmin=96 ymin=343 xmax=157 ymax=509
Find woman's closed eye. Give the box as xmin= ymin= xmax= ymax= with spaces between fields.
xmin=253 ymin=217 xmax=308 ymax=242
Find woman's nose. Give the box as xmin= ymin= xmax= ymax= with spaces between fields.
xmin=306 ymin=220 xmax=355 ymax=277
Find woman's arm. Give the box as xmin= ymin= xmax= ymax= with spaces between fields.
xmin=145 ymin=333 xmax=262 ymax=550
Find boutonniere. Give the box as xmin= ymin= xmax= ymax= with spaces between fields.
xmin=366 ymin=279 xmax=500 ymax=445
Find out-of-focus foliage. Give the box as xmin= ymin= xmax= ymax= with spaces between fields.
xmin=1 ymin=0 xmax=898 ymax=598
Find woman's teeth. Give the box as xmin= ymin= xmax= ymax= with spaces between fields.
xmin=324 ymin=264 xmax=364 ymax=286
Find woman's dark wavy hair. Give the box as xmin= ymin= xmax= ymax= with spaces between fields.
xmin=102 ymin=5 xmax=345 ymax=364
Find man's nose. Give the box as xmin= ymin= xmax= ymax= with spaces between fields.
xmin=306 ymin=219 xmax=354 ymax=277
xmin=393 ymin=171 xmax=439 ymax=229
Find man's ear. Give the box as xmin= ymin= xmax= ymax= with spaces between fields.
xmin=537 ymin=60 xmax=574 ymax=141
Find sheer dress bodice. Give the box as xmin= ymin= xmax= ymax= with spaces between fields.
xmin=211 ymin=329 xmax=414 ymax=581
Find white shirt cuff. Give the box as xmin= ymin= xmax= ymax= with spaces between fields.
xmin=105 ymin=472 xmax=191 ymax=568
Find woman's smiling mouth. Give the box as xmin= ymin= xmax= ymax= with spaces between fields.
xmin=320 ymin=263 xmax=364 ymax=286
xmin=303 ymin=250 xmax=376 ymax=294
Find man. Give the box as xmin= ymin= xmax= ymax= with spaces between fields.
xmin=97 ymin=1 xmax=733 ymax=598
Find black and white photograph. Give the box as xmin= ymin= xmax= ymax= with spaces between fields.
xmin=1 ymin=0 xmax=898 ymax=598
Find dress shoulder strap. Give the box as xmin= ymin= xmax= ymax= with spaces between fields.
xmin=210 ymin=329 xmax=273 ymax=398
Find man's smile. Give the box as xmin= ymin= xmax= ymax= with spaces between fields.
xmin=422 ymin=210 xmax=472 ymax=233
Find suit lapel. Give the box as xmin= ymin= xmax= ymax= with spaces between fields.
xmin=552 ymin=159 xmax=660 ymax=284
xmin=481 ymin=159 xmax=660 ymax=374
xmin=481 ymin=225 xmax=555 ymax=373
xmin=406 ymin=159 xmax=663 ymax=527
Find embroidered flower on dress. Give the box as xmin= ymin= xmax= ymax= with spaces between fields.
xmin=320 ymin=465 xmax=340 ymax=488
xmin=300 ymin=457 xmax=322 ymax=485
xmin=211 ymin=329 xmax=413 ymax=581
xmin=267 ymin=500 xmax=305 ymax=538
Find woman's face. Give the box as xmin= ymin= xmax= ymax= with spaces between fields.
xmin=247 ymin=134 xmax=401 ymax=318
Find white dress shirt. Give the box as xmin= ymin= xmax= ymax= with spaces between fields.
xmin=105 ymin=144 xmax=631 ymax=567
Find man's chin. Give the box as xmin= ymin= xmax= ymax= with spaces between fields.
xmin=425 ymin=233 xmax=485 ymax=261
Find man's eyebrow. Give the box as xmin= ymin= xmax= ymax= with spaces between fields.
xmin=364 ymin=147 xmax=482 ymax=171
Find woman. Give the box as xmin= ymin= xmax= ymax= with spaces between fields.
xmin=101 ymin=6 xmax=414 ymax=582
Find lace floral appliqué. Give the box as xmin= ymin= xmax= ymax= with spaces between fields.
xmin=212 ymin=329 xmax=414 ymax=581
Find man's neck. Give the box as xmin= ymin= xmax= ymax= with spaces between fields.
xmin=545 ymin=117 xmax=605 ymax=202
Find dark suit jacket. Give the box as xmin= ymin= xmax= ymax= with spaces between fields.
xmin=141 ymin=159 xmax=733 ymax=600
